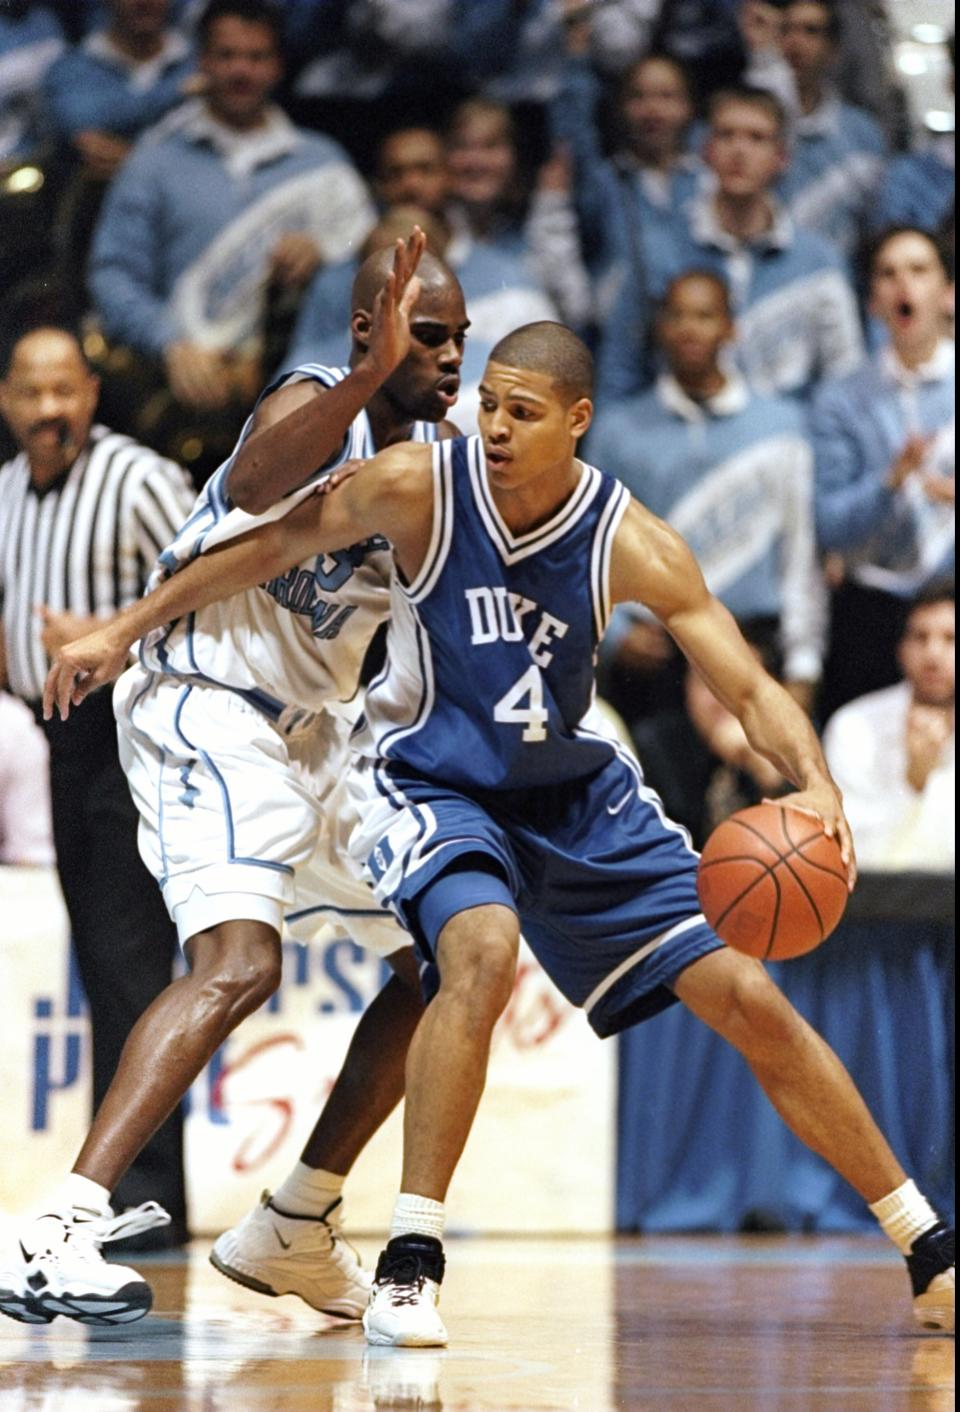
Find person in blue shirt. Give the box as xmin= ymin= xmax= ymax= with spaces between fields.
xmin=89 ymin=0 xmax=374 ymax=422
xmin=774 ymin=0 xmax=887 ymax=256
xmin=41 ymin=0 xmax=197 ymax=308
xmin=551 ymin=9 xmax=703 ymax=330
xmin=447 ymin=0 xmax=657 ymax=107
xmin=590 ymin=269 xmax=826 ymax=723
xmin=874 ymin=139 xmax=954 ymax=241
xmin=872 ymin=33 xmax=954 ymax=239
xmin=44 ymin=0 xmax=196 ymax=184
xmin=0 ymin=2 xmax=64 ymax=161
xmin=811 ymin=226 xmax=955 ymax=719
xmin=597 ymin=84 xmax=864 ymax=403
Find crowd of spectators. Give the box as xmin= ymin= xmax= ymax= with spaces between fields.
xmin=0 ymin=0 xmax=955 ymax=870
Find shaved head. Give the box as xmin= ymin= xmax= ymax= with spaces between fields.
xmin=351 ymin=247 xmax=460 ymax=314
xmin=489 ymin=321 xmax=593 ymax=403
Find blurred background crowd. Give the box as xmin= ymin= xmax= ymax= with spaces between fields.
xmin=0 ymin=0 xmax=955 ymax=873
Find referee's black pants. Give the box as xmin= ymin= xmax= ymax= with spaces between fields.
xmin=40 ymin=687 xmax=187 ymax=1230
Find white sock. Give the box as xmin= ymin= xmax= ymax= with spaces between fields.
xmin=389 ymin=1192 xmax=445 ymax=1243
xmin=58 ymin=1172 xmax=112 ymax=1218
xmin=271 ymin=1162 xmax=344 ymax=1218
xmin=869 ymin=1179 xmax=940 ymax=1255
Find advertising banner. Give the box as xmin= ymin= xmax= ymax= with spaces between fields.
xmin=0 ymin=867 xmax=615 ymax=1238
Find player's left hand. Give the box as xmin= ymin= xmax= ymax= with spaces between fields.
xmin=766 ymin=780 xmax=857 ymax=890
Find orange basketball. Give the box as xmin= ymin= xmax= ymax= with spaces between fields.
xmin=697 ymin=803 xmax=849 ymax=959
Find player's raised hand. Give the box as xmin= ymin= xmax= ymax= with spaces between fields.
xmin=366 ymin=227 xmax=426 ymax=379
xmin=43 ymin=619 xmax=135 ymax=722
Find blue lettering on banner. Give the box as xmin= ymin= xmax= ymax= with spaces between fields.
xmin=320 ymin=940 xmax=368 ymax=1014
xmin=31 ymin=949 xmax=88 ymax=1131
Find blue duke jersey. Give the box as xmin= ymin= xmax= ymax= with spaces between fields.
xmin=354 ymin=435 xmax=631 ymax=789
xmin=138 ymin=364 xmax=440 ymax=722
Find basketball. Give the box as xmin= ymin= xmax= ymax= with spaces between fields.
xmin=697 ymin=803 xmax=849 ymax=960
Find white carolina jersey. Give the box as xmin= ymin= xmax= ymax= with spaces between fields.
xmin=138 ymin=364 xmax=439 ymax=725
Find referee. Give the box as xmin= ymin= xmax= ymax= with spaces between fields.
xmin=0 ymin=325 xmax=195 ymax=1244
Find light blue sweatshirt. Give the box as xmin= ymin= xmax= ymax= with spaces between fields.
xmin=777 ymin=93 xmax=887 ymax=256
xmin=43 ymin=26 xmax=195 ymax=141
xmin=810 ymin=339 xmax=955 ymax=594
xmin=596 ymin=193 xmax=864 ymax=404
xmin=90 ymin=99 xmax=375 ymax=357
xmin=549 ymin=53 xmax=704 ymax=301
xmin=872 ymin=140 xmax=955 ymax=234
xmin=589 ymin=372 xmax=826 ymax=680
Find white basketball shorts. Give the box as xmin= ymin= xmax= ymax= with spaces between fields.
xmin=113 ymin=666 xmax=408 ymax=957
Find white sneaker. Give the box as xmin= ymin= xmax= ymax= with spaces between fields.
xmin=0 ymin=1202 xmax=170 ymax=1326
xmin=210 ymin=1191 xmax=371 ymax=1320
xmin=363 ymin=1236 xmax=448 ymax=1348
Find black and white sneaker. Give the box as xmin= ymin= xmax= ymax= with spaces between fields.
xmin=363 ymin=1235 xmax=448 ymax=1347
xmin=0 ymin=1202 xmax=170 ymax=1326
xmin=907 ymin=1224 xmax=955 ymax=1333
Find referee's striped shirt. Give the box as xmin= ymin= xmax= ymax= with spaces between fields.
xmin=0 ymin=424 xmax=195 ymax=702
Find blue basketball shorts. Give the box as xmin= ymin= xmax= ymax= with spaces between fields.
xmin=349 ymin=749 xmax=725 ymax=1037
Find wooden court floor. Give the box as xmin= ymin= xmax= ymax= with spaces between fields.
xmin=0 ymin=1235 xmax=953 ymax=1411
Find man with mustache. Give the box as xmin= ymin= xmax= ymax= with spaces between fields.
xmin=0 ymin=324 xmax=195 ymax=1252
xmin=0 ymin=233 xmax=470 ymax=1330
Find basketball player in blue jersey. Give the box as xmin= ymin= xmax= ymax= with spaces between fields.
xmin=0 ymin=234 xmax=474 ymax=1331
xmin=42 ymin=324 xmax=954 ymax=1346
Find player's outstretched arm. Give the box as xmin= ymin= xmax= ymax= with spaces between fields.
xmin=611 ymin=500 xmax=856 ymax=885
xmin=228 ymin=228 xmax=427 ymax=514
xmin=43 ymin=443 xmax=434 ymax=722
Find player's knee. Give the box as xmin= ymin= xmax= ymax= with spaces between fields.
xmin=723 ymin=968 xmax=804 ymax=1059
xmin=188 ymin=925 xmax=283 ymax=1018
xmin=437 ymin=910 xmax=519 ymax=1018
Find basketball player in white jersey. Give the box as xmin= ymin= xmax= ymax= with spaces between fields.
xmin=43 ymin=322 xmax=954 ymax=1348
xmin=0 ymin=233 xmax=472 ymax=1329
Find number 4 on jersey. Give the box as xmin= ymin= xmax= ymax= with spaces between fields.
xmin=493 ymin=664 xmax=548 ymax=742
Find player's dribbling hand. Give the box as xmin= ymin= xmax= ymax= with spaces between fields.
xmin=43 ymin=622 xmax=134 ymax=722
xmin=766 ymin=781 xmax=857 ymax=891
